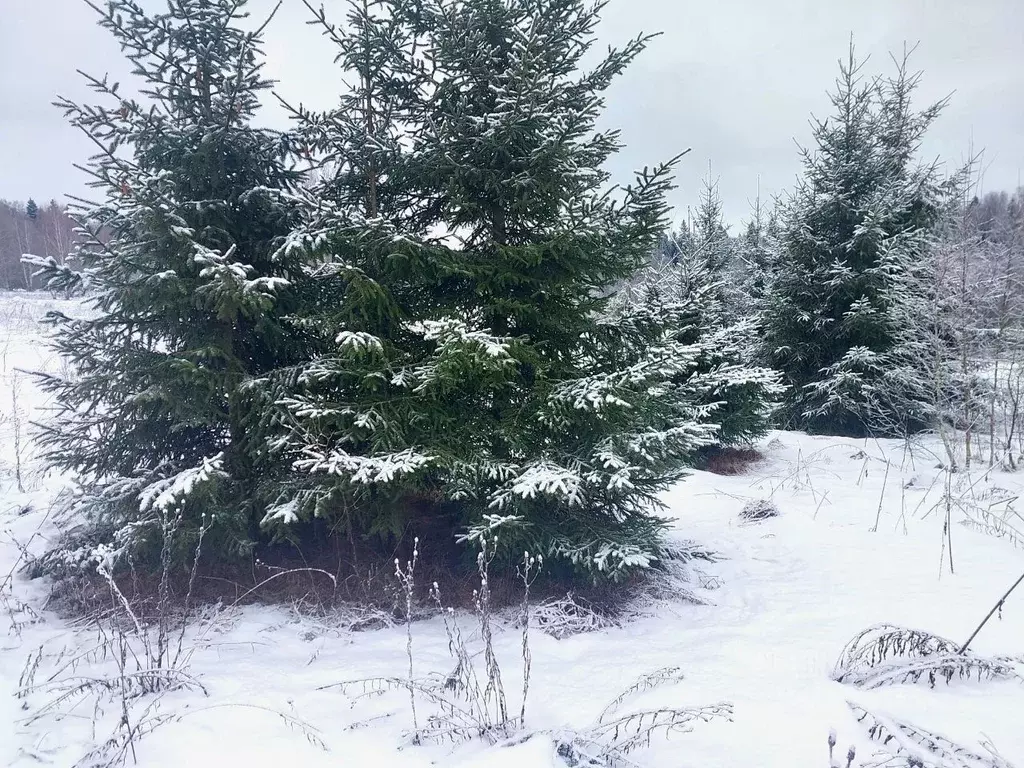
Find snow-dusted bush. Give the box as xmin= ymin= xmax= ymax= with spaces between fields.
xmin=528 ymin=593 xmax=620 ymax=640
xmin=739 ymin=498 xmax=780 ymax=522
xmin=834 ymin=619 xmax=1024 ymax=767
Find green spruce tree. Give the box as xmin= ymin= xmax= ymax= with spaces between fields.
xmin=26 ymin=198 xmax=38 ymax=220
xmin=761 ymin=45 xmax=947 ymax=436
xmin=268 ymin=0 xmax=712 ymax=581
xmin=34 ymin=0 xmax=307 ymax=569
xmin=691 ymin=169 xmax=731 ymax=276
xmin=620 ymin=199 xmax=784 ymax=451
xmin=734 ymin=187 xmax=780 ymax=313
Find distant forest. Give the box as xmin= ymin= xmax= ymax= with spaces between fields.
xmin=0 ymin=198 xmax=76 ymax=290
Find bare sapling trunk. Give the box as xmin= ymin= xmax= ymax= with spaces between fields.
xmin=959 ymin=568 xmax=1024 ymax=653
xmin=11 ymin=373 xmax=24 ymax=493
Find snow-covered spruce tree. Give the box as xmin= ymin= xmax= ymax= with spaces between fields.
xmin=237 ymin=0 xmax=438 ymax=545
xmin=264 ymin=0 xmax=713 ymax=581
xmin=654 ymin=222 xmax=694 ymax=268
xmin=616 ymin=224 xmax=784 ymax=450
xmin=656 ymin=171 xmax=735 ymax=320
xmin=760 ymin=46 xmax=948 ymax=437
xmin=32 ymin=0 xmax=307 ymax=569
xmin=690 ymin=169 xmax=735 ymax=312
xmin=734 ymin=188 xmax=781 ymax=315
xmin=616 ymin=170 xmax=785 ymax=448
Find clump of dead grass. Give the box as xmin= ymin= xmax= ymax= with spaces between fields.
xmin=696 ymin=446 xmax=764 ymax=476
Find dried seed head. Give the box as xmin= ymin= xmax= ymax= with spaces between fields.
xmin=828 ymin=728 xmax=837 ymax=748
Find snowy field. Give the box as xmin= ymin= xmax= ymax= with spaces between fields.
xmin=1 ymin=292 xmax=1023 ymax=768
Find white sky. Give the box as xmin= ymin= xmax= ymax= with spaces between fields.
xmin=2 ymin=0 xmax=1022 ymax=228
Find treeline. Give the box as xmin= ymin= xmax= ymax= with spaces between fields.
xmin=0 ymin=198 xmax=76 ymax=290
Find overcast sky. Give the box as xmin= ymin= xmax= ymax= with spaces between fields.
xmin=2 ymin=0 xmax=1022 ymax=228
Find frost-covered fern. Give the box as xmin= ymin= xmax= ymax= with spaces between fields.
xmin=595 ymin=667 xmax=686 ymax=724
xmin=833 ymin=624 xmax=1024 ymax=689
xmin=849 ymin=702 xmax=1016 ymax=768
xmin=552 ymin=667 xmax=732 ymax=767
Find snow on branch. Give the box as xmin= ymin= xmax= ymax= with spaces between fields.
xmin=294 ymin=446 xmax=433 ymax=485
xmin=193 ymin=243 xmax=291 ymax=319
xmin=138 ymin=453 xmax=226 ymax=514
xmin=410 ymin=318 xmax=513 ymax=360
xmin=490 ymin=461 xmax=585 ymax=509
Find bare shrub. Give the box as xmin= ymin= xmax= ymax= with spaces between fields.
xmin=15 ymin=503 xmax=339 ymax=767
xmin=833 ymin=623 xmax=1023 ymax=689
xmin=739 ymin=498 xmax=780 ymax=522
xmin=16 ymin=509 xmax=212 ymax=766
xmin=958 ymin=493 xmax=1024 ymax=550
xmin=8 ymin=371 xmax=25 ymax=492
xmin=322 ymin=534 xmax=536 ymax=746
xmin=552 ymin=666 xmax=732 ymax=766
xmin=394 ymin=539 xmax=420 ymax=739
xmin=698 ymin=446 xmax=764 ymax=476
xmin=529 ymin=593 xmax=620 ymax=640
xmin=849 ymin=702 xmax=1015 ymax=768
xmin=518 ymin=551 xmax=539 ymax=725
xmin=1 ymin=514 xmax=44 ymax=637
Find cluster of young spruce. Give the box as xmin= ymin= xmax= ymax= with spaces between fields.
xmin=32 ymin=0 xmax=997 ymax=583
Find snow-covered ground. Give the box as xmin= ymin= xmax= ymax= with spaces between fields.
xmin=1 ymin=292 xmax=1023 ymax=768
